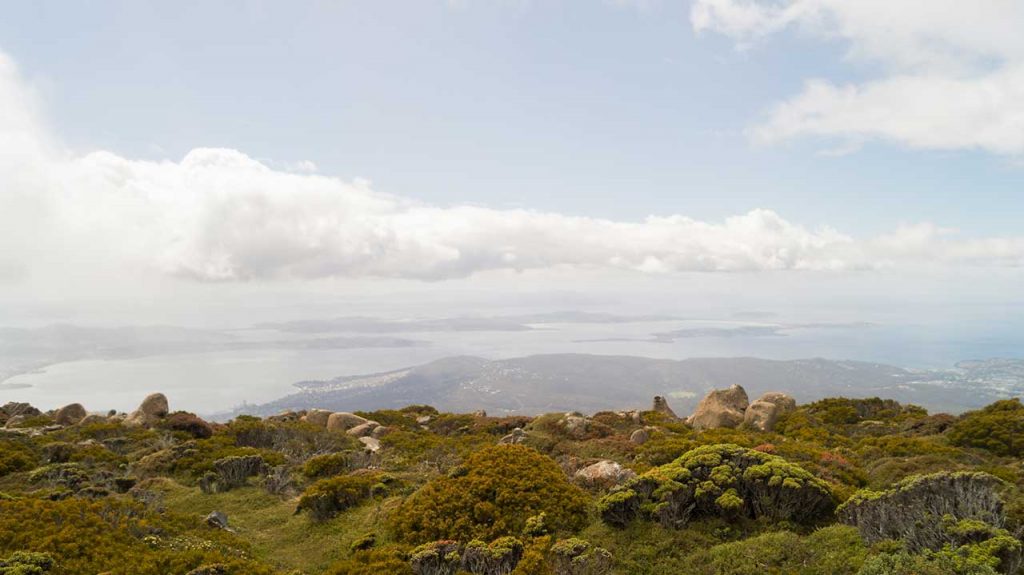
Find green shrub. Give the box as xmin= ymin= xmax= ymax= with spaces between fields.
xmin=296 ymin=471 xmax=394 ymax=521
xmin=948 ymin=399 xmax=1024 ymax=457
xmin=0 ymin=551 xmax=55 ymax=575
xmin=302 ymin=452 xmax=356 ymax=478
xmin=391 ymin=445 xmax=590 ymax=543
xmin=598 ymin=444 xmax=835 ymax=528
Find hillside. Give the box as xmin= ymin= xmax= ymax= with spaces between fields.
xmin=3 ymin=388 xmax=1024 ymax=575
xmin=240 ymin=354 xmax=1024 ymax=418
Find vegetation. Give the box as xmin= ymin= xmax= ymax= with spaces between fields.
xmin=5 ymin=395 xmax=1024 ymax=573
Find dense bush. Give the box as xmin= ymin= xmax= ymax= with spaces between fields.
xmin=683 ymin=525 xmax=868 ymax=575
xmin=947 ymin=399 xmax=1024 ymax=456
xmin=0 ymin=551 xmax=55 ymax=575
xmin=548 ymin=538 xmax=612 ymax=575
xmin=0 ymin=439 xmax=36 ymax=477
xmin=391 ymin=445 xmax=590 ymax=543
xmin=599 ymin=444 xmax=835 ymax=529
xmin=296 ymin=471 xmax=395 ymax=521
xmin=409 ymin=537 xmax=525 ymax=575
xmin=160 ymin=412 xmax=214 ymax=440
xmin=302 ymin=452 xmax=358 ymax=479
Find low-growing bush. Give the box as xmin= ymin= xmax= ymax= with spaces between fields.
xmin=296 ymin=471 xmax=395 ymax=521
xmin=391 ymin=445 xmax=590 ymax=543
xmin=598 ymin=444 xmax=835 ymax=529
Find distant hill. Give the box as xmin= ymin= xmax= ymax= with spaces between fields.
xmin=231 ymin=354 xmax=1024 ymax=418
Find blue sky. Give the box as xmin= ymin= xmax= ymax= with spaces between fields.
xmin=2 ymin=0 xmax=1022 ymax=237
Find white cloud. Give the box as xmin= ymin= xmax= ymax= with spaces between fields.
xmin=692 ymin=0 xmax=1024 ymax=155
xmin=0 ymin=49 xmax=1022 ymax=284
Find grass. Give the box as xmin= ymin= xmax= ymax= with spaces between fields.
xmin=157 ymin=479 xmax=393 ymax=573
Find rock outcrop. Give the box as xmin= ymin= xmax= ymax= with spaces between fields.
xmin=126 ymin=393 xmax=169 ymax=427
xmin=1 ymin=402 xmax=41 ymax=418
xmin=652 ymin=396 xmax=679 ymax=420
xmin=499 ymin=427 xmax=526 ymax=445
xmin=686 ymin=387 xmax=796 ymax=432
xmin=686 ymin=385 xmax=749 ymax=430
xmin=54 ymin=403 xmax=87 ymax=426
xmin=303 ymin=409 xmax=333 ymax=428
xmin=742 ymin=401 xmax=779 ymax=432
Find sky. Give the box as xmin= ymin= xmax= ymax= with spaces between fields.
xmin=0 ymin=0 xmax=1023 ymax=330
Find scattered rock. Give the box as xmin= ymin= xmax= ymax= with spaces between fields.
xmin=126 ymin=393 xmax=169 ymax=427
xmin=346 ymin=421 xmax=380 ymax=438
xmin=473 ymin=410 xmax=487 ymax=418
xmin=303 ymin=409 xmax=333 ymax=428
xmin=499 ymin=427 xmax=526 ymax=445
xmin=743 ymin=401 xmax=780 ymax=432
xmin=574 ymin=460 xmax=636 ymax=488
xmin=652 ymin=396 xmax=679 ymax=420
xmin=327 ymin=412 xmax=368 ymax=432
xmin=359 ymin=436 xmax=381 ymax=453
xmin=629 ymin=428 xmax=650 ymax=445
xmin=54 ymin=403 xmax=87 ymax=426
xmin=205 ymin=511 xmax=231 ymax=531
xmin=618 ymin=410 xmax=642 ymax=425
xmin=687 ymin=385 xmax=749 ymax=430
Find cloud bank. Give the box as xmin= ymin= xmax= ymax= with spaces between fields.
xmin=692 ymin=0 xmax=1024 ymax=155
xmin=0 ymin=49 xmax=1022 ymax=284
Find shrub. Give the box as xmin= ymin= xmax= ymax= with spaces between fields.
xmin=198 ymin=455 xmax=268 ymax=493
xmin=324 ymin=547 xmax=413 ymax=575
xmin=0 ymin=440 xmax=36 ymax=477
xmin=391 ymin=445 xmax=590 ymax=543
xmin=161 ymin=412 xmax=214 ymax=439
xmin=838 ymin=472 xmax=1007 ymax=551
xmin=410 ymin=538 xmax=524 ymax=575
xmin=947 ymin=399 xmax=1024 ymax=457
xmin=0 ymin=551 xmax=55 ymax=575
xmin=548 ymin=539 xmax=612 ymax=575
xmin=303 ymin=452 xmax=357 ymax=478
xmin=296 ymin=471 xmax=394 ymax=521
xmin=598 ymin=444 xmax=835 ymax=529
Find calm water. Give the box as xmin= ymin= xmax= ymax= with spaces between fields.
xmin=3 ymin=318 xmax=1023 ymax=415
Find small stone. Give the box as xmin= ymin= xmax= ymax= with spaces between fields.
xmin=205 ymin=510 xmax=230 ymax=531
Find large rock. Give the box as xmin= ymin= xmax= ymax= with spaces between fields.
xmin=687 ymin=385 xmax=750 ymax=430
xmin=303 ymin=409 xmax=333 ymax=428
xmin=346 ymin=421 xmax=380 ymax=438
xmin=327 ymin=412 xmax=368 ymax=432
xmin=54 ymin=403 xmax=88 ymax=426
xmin=1 ymin=402 xmax=41 ymax=418
xmin=755 ymin=392 xmax=796 ymax=416
xmin=126 ymin=393 xmax=169 ymax=427
xmin=652 ymin=396 xmax=679 ymax=420
xmin=743 ymin=400 xmax=780 ymax=432
xmin=574 ymin=460 xmax=636 ymax=488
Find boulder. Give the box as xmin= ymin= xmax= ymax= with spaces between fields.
xmin=54 ymin=403 xmax=87 ymax=426
xmin=359 ymin=436 xmax=381 ymax=453
xmin=346 ymin=421 xmax=380 ymax=438
xmin=652 ymin=396 xmax=679 ymax=420
xmin=327 ymin=412 xmax=368 ymax=432
xmin=499 ymin=427 xmax=526 ymax=445
xmin=686 ymin=385 xmax=749 ymax=430
xmin=561 ymin=413 xmax=590 ymax=437
xmin=574 ymin=460 xmax=636 ymax=488
xmin=303 ymin=409 xmax=333 ymax=428
xmin=629 ymin=428 xmax=650 ymax=445
xmin=743 ymin=400 xmax=780 ymax=432
xmin=205 ymin=510 xmax=231 ymax=531
xmin=126 ymin=393 xmax=169 ymax=427
xmin=472 ymin=410 xmax=487 ymax=418
xmin=78 ymin=414 xmax=108 ymax=426
xmin=415 ymin=415 xmax=433 ymax=425
xmin=267 ymin=410 xmax=303 ymax=423
xmin=371 ymin=425 xmax=390 ymax=439
xmin=755 ymin=392 xmax=796 ymax=416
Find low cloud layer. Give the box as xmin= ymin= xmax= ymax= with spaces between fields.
xmin=1 ymin=50 xmax=1022 ymax=284
xmin=692 ymin=0 xmax=1024 ymax=155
